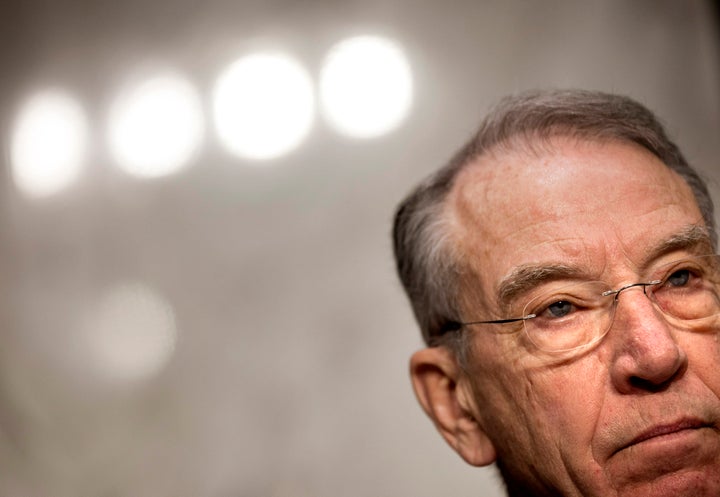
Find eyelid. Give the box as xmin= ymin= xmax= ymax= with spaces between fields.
xmin=514 ymin=283 xmax=577 ymax=313
xmin=653 ymin=258 xmax=705 ymax=281
xmin=524 ymin=283 xmax=607 ymax=313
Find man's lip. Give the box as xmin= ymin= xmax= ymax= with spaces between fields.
xmin=616 ymin=419 xmax=709 ymax=454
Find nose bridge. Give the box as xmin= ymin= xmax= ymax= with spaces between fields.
xmin=607 ymin=279 xmax=686 ymax=391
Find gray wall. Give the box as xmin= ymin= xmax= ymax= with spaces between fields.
xmin=0 ymin=1 xmax=718 ymax=496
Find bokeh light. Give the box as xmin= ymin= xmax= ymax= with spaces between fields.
xmin=213 ymin=53 xmax=315 ymax=160
xmin=80 ymin=282 xmax=178 ymax=383
xmin=10 ymin=89 xmax=88 ymax=197
xmin=320 ymin=35 xmax=413 ymax=138
xmin=108 ymin=73 xmax=203 ymax=178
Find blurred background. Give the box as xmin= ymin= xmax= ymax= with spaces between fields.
xmin=0 ymin=1 xmax=718 ymax=496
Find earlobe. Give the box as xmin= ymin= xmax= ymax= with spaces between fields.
xmin=410 ymin=347 xmax=497 ymax=467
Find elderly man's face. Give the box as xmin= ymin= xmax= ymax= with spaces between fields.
xmin=412 ymin=137 xmax=720 ymax=497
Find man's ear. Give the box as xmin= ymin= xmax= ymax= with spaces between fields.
xmin=410 ymin=347 xmax=497 ymax=467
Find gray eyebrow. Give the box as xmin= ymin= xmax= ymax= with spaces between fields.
xmin=641 ymin=225 xmax=714 ymax=265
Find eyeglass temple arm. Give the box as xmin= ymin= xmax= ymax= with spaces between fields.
xmin=437 ymin=314 xmax=536 ymax=335
xmin=462 ymin=314 xmax=537 ymax=326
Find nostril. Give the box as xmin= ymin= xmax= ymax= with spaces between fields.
xmin=629 ymin=376 xmax=673 ymax=393
xmin=624 ymin=351 xmax=687 ymax=393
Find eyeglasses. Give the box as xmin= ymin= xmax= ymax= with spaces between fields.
xmin=458 ymin=255 xmax=720 ymax=353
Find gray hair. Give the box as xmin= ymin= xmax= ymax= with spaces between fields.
xmin=392 ymin=89 xmax=716 ymax=351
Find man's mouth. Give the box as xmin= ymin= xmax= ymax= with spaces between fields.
xmin=619 ymin=418 xmax=710 ymax=453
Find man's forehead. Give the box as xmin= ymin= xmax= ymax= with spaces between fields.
xmin=443 ymin=136 xmax=705 ymax=305
xmin=446 ymin=136 xmax=693 ymax=232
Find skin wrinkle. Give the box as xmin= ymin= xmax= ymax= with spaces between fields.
xmin=465 ymin=354 xmax=547 ymax=478
xmin=439 ymin=136 xmax=720 ymax=496
xmin=567 ymin=387 xmax=608 ymax=496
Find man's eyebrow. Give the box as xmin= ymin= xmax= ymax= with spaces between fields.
xmin=642 ymin=225 xmax=715 ymax=264
xmin=496 ymin=264 xmax=583 ymax=312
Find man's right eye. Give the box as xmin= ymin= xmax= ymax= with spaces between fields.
xmin=543 ymin=300 xmax=574 ymax=318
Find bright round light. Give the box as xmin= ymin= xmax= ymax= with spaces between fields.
xmin=108 ymin=73 xmax=203 ymax=178
xmin=80 ymin=282 xmax=177 ymax=383
xmin=320 ymin=35 xmax=413 ymax=138
xmin=213 ymin=53 xmax=314 ymax=160
xmin=10 ymin=90 xmax=88 ymax=197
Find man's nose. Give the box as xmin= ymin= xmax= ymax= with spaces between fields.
xmin=606 ymin=287 xmax=687 ymax=394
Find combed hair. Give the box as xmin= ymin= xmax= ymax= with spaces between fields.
xmin=392 ymin=89 xmax=716 ymax=350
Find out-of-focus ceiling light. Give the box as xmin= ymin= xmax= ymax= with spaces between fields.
xmin=108 ymin=73 xmax=203 ymax=178
xmin=11 ymin=89 xmax=88 ymax=197
xmin=80 ymin=282 xmax=178 ymax=383
xmin=213 ymin=52 xmax=315 ymax=161
xmin=320 ymin=35 xmax=413 ymax=139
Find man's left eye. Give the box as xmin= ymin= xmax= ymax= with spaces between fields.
xmin=666 ymin=269 xmax=691 ymax=287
